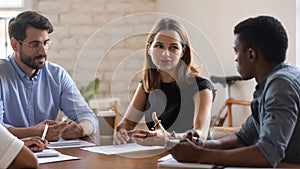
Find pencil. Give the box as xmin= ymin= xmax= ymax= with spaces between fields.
xmin=150 ymin=120 xmax=161 ymax=131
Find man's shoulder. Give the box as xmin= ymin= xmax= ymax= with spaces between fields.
xmin=271 ymin=64 xmax=300 ymax=80
xmin=44 ymin=61 xmax=67 ymax=73
xmin=266 ymin=64 xmax=300 ymax=88
xmin=0 ymin=58 xmax=12 ymax=72
xmin=0 ymin=58 xmax=10 ymax=66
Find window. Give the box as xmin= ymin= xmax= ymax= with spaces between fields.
xmin=0 ymin=0 xmax=24 ymax=8
xmin=0 ymin=12 xmax=17 ymax=58
xmin=0 ymin=0 xmax=33 ymax=59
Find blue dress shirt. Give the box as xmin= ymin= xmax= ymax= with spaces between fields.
xmin=0 ymin=55 xmax=98 ymax=134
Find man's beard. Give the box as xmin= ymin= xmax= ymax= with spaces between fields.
xmin=20 ymin=52 xmax=47 ymax=69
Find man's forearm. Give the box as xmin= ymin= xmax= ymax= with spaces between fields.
xmin=204 ymin=133 xmax=246 ymax=149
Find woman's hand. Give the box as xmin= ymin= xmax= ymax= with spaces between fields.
xmin=22 ymin=136 xmax=47 ymax=152
xmin=131 ymin=112 xmax=169 ymax=146
xmin=114 ymin=128 xmax=130 ymax=145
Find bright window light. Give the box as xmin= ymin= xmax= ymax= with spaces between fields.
xmin=0 ymin=0 xmax=24 ymax=8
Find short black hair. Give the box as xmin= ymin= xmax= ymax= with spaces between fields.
xmin=9 ymin=10 xmax=53 ymax=41
xmin=234 ymin=15 xmax=288 ymax=64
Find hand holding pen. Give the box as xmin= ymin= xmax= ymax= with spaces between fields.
xmin=129 ymin=112 xmax=168 ymax=146
xmin=41 ymin=123 xmax=49 ymax=143
xmin=39 ymin=120 xmax=68 ymax=141
xmin=22 ymin=136 xmax=47 ymax=152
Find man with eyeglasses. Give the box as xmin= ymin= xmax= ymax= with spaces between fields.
xmin=0 ymin=11 xmax=98 ymax=141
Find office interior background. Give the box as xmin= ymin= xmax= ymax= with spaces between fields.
xmin=0 ymin=0 xmax=298 ymax=127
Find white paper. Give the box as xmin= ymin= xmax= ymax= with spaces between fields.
xmin=47 ymin=139 xmax=95 ymax=149
xmin=157 ymin=154 xmax=215 ymax=168
xmin=81 ymin=143 xmax=164 ymax=155
xmin=34 ymin=149 xmax=60 ymax=158
xmin=38 ymin=153 xmax=80 ymax=164
xmin=157 ymin=154 xmax=173 ymax=162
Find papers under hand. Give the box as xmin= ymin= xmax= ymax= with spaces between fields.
xmin=165 ymin=139 xmax=180 ymax=150
xmin=48 ymin=139 xmax=95 ymax=148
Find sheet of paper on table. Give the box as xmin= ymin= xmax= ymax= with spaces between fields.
xmin=34 ymin=149 xmax=60 ymax=158
xmin=48 ymin=139 xmax=95 ymax=148
xmin=81 ymin=143 xmax=164 ymax=155
xmin=34 ymin=149 xmax=80 ymax=164
xmin=157 ymin=154 xmax=215 ymax=169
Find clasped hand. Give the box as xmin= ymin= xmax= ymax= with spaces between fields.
xmin=36 ymin=119 xmax=84 ymax=142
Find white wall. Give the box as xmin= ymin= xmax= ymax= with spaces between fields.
xmin=157 ymin=0 xmax=296 ymax=126
xmin=35 ymin=0 xmax=157 ymax=114
xmin=22 ymin=0 xmax=295 ymax=127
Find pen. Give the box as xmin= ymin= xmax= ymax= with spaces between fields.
xmin=150 ymin=120 xmax=161 ymax=131
xmin=41 ymin=123 xmax=49 ymax=143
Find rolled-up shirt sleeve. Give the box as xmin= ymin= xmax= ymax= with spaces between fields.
xmin=236 ymin=116 xmax=259 ymax=146
xmin=257 ymin=78 xmax=298 ymax=167
xmin=0 ymin=125 xmax=24 ymax=169
xmin=59 ymin=70 xmax=98 ymax=135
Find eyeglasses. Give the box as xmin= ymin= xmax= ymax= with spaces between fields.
xmin=18 ymin=40 xmax=53 ymax=52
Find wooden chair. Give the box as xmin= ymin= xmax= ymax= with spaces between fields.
xmin=210 ymin=75 xmax=250 ymax=127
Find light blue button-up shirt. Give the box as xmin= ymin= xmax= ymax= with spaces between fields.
xmin=0 ymin=55 xmax=98 ymax=134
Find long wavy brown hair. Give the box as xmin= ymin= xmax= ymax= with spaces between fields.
xmin=143 ymin=18 xmax=199 ymax=93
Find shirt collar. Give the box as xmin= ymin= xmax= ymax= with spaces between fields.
xmin=255 ymin=62 xmax=286 ymax=95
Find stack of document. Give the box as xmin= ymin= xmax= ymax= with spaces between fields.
xmin=35 ymin=149 xmax=60 ymax=158
xmin=34 ymin=139 xmax=96 ymax=164
xmin=34 ymin=149 xmax=79 ymax=164
xmin=48 ymin=139 xmax=96 ymax=149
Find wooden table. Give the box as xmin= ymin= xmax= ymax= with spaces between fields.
xmin=39 ymin=147 xmax=167 ymax=169
xmin=38 ymin=135 xmax=221 ymax=169
xmin=38 ymin=135 xmax=170 ymax=169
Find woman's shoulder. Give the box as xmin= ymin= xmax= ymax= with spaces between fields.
xmin=192 ymin=76 xmax=216 ymax=101
xmin=194 ymin=76 xmax=213 ymax=87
